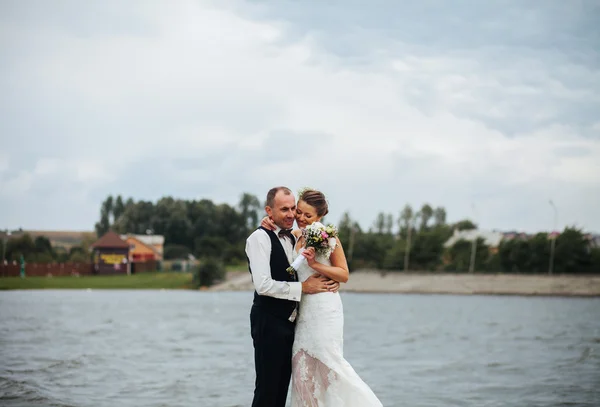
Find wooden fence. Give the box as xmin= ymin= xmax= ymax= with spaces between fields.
xmin=0 ymin=262 xmax=92 ymax=277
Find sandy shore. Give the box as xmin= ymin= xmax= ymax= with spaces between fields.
xmin=210 ymin=270 xmax=600 ymax=297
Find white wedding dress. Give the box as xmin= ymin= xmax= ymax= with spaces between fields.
xmin=291 ymin=249 xmax=383 ymax=407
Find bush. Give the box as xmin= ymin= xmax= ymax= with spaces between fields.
xmin=164 ymin=244 xmax=192 ymax=260
xmin=194 ymin=236 xmax=229 ymax=259
xmin=588 ymin=248 xmax=600 ymax=274
xmin=222 ymin=242 xmax=246 ymax=264
xmin=193 ymin=257 xmax=226 ymax=288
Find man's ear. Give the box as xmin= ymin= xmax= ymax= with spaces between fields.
xmin=265 ymin=207 xmax=272 ymax=218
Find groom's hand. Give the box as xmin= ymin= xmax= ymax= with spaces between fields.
xmin=301 ymin=274 xmax=332 ymax=294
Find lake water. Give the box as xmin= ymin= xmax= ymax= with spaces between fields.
xmin=0 ymin=290 xmax=599 ymax=407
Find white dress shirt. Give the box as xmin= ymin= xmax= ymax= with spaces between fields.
xmin=245 ymin=226 xmax=302 ymax=303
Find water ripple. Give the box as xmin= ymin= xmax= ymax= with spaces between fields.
xmin=0 ymin=290 xmax=599 ymax=406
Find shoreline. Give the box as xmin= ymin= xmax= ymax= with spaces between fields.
xmin=209 ymin=270 xmax=600 ymax=297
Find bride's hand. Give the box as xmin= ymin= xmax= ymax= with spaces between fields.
xmin=312 ymin=273 xmax=339 ymax=293
xmin=301 ymin=247 xmax=316 ymax=266
xmin=260 ymin=216 xmax=276 ymax=231
xmin=328 ymin=280 xmax=340 ymax=293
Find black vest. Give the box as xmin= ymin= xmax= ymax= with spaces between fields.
xmin=249 ymin=227 xmax=298 ymax=320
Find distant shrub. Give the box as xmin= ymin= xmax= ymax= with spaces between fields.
xmin=68 ymin=250 xmax=89 ymax=263
xmin=193 ymin=257 xmax=225 ymax=288
xmin=164 ymin=244 xmax=191 ymax=260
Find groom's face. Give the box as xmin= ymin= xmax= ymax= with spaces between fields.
xmin=266 ymin=191 xmax=296 ymax=230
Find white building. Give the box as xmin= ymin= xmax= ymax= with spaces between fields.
xmin=443 ymin=229 xmax=504 ymax=249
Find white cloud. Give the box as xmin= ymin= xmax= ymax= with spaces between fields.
xmin=0 ymin=171 xmax=33 ymax=196
xmin=33 ymin=158 xmax=60 ymax=176
xmin=0 ymin=0 xmax=599 ymax=233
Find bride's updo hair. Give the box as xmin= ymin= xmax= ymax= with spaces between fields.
xmin=298 ymin=188 xmax=329 ymax=217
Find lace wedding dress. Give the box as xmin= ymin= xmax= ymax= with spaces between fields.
xmin=291 ymin=249 xmax=383 ymax=407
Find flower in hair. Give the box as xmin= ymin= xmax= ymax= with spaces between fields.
xmin=297 ymin=187 xmax=315 ymax=200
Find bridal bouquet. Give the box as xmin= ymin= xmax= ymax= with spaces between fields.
xmin=286 ymin=222 xmax=338 ymax=275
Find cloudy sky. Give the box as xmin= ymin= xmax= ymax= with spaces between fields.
xmin=1 ymin=0 xmax=599 ymax=234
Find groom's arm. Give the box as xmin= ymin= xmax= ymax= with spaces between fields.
xmin=245 ymin=230 xmax=302 ymax=301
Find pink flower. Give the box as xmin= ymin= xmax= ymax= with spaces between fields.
xmin=321 ymin=232 xmax=329 ymax=239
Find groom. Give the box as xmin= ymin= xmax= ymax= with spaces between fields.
xmin=245 ymin=186 xmax=338 ymax=407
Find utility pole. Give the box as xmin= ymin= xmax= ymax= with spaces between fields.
xmin=549 ymin=200 xmax=558 ymax=275
xmin=469 ymin=237 xmax=477 ymax=273
xmin=469 ymin=204 xmax=477 ymax=273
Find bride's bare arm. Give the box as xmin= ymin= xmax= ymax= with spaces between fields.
xmin=302 ymin=238 xmax=349 ymax=283
xmin=260 ymin=216 xmax=277 ymax=230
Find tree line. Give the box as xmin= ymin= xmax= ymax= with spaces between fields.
xmin=95 ymin=194 xmax=599 ymax=274
xmin=94 ymin=193 xmax=262 ymax=264
xmin=2 ymin=194 xmax=598 ymax=274
xmin=1 ymin=233 xmax=94 ymax=264
xmin=338 ymin=206 xmax=599 ymax=274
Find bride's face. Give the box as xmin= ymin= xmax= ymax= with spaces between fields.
xmin=295 ymin=200 xmax=321 ymax=229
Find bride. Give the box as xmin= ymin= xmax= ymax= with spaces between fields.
xmin=263 ymin=188 xmax=382 ymax=406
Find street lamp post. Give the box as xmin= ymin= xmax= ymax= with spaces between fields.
xmin=549 ymin=200 xmax=558 ymax=275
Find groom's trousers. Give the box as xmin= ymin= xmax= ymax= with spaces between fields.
xmin=250 ymin=305 xmax=295 ymax=407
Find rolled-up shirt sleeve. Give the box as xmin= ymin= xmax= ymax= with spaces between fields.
xmin=245 ymin=230 xmax=302 ymax=302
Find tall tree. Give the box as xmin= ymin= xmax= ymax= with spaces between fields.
xmin=400 ymin=207 xmax=420 ymax=271
xmin=95 ymin=212 xmax=110 ymax=237
xmin=399 ymin=204 xmax=413 ymax=239
xmin=373 ymin=212 xmax=385 ymax=235
xmin=553 ymin=227 xmax=594 ymax=274
xmin=385 ymin=214 xmax=394 ymax=235
xmin=95 ymin=196 xmax=115 ymax=236
xmin=5 ymin=234 xmax=36 ymax=262
xmin=338 ymin=212 xmax=353 ymax=242
xmin=189 ymin=199 xmax=218 ymax=240
xmin=113 ymin=195 xmax=125 ymax=223
xmin=419 ymin=204 xmax=433 ymax=231
xmin=433 ymin=207 xmax=447 ymax=227
xmin=238 ymin=193 xmax=262 ymax=233
xmin=34 ymin=236 xmax=53 ymax=255
xmin=337 ymin=212 xmax=359 ymax=267
xmin=105 ymin=196 xmax=114 ymax=224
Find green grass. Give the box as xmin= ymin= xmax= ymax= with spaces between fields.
xmin=0 ymin=272 xmax=194 ymax=290
xmin=225 ymin=263 xmax=247 ymax=272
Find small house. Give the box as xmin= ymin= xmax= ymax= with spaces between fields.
xmin=90 ymin=231 xmax=130 ymax=274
